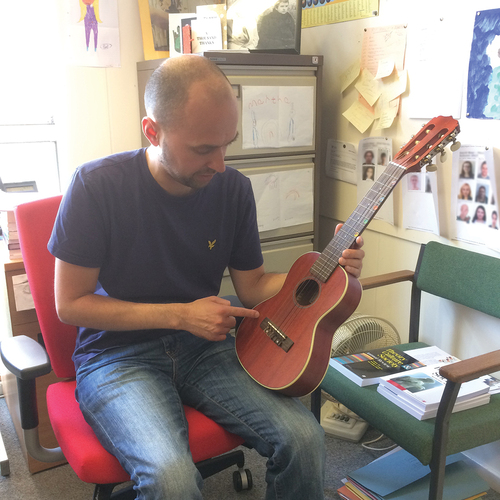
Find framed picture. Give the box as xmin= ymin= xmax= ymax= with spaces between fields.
xmin=138 ymin=0 xmax=227 ymax=60
xmin=227 ymin=0 xmax=301 ymax=53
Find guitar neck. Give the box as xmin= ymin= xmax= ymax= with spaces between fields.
xmin=311 ymin=161 xmax=407 ymax=282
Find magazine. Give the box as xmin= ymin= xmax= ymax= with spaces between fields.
xmin=329 ymin=346 xmax=456 ymax=387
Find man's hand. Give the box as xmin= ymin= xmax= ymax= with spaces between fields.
xmin=180 ymin=296 xmax=259 ymax=341
xmin=335 ymin=224 xmax=365 ymax=279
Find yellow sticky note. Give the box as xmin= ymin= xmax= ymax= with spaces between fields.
xmin=378 ymin=98 xmax=400 ymax=129
xmin=355 ymin=68 xmax=382 ymax=107
xmin=342 ymin=100 xmax=375 ymax=133
xmin=340 ymin=59 xmax=361 ymax=93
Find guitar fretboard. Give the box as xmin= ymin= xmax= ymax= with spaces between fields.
xmin=311 ymin=161 xmax=407 ymax=283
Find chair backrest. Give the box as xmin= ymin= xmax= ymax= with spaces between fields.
xmin=15 ymin=195 xmax=78 ymax=379
xmin=416 ymin=241 xmax=500 ymax=320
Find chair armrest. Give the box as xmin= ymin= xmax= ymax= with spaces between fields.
xmin=0 ymin=335 xmax=51 ymax=379
xmin=0 ymin=335 xmax=64 ymax=462
xmin=439 ymin=350 xmax=500 ymax=384
xmin=360 ymin=270 xmax=415 ymax=290
xmin=0 ymin=335 xmax=51 ymax=431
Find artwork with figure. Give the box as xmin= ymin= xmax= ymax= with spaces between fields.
xmin=227 ymin=0 xmax=300 ymax=52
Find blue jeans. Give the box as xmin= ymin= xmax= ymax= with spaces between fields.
xmin=76 ymin=332 xmax=326 ymax=499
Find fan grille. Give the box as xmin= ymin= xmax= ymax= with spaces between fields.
xmin=331 ymin=314 xmax=400 ymax=357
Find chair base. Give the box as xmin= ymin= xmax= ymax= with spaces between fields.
xmin=93 ymin=448 xmax=250 ymax=499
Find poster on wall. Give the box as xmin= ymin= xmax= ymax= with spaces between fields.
xmin=451 ymin=146 xmax=499 ymax=253
xmin=467 ymin=8 xmax=500 ymax=120
xmin=66 ymin=0 xmax=121 ymax=67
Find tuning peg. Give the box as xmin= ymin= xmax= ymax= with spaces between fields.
xmin=440 ymin=151 xmax=447 ymax=162
xmin=426 ymin=164 xmax=438 ymax=172
xmin=450 ymin=140 xmax=461 ymax=152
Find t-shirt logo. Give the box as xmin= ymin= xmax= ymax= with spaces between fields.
xmin=208 ymin=239 xmax=216 ymax=250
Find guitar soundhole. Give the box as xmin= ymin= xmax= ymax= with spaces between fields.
xmin=295 ymin=279 xmax=320 ymax=307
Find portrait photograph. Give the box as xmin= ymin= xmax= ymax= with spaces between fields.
xmin=227 ymin=0 xmax=301 ymax=53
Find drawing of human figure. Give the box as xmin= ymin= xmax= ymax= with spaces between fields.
xmin=79 ymin=0 xmax=102 ymax=52
xmin=288 ymin=102 xmax=295 ymax=142
xmin=251 ymin=110 xmax=259 ymax=148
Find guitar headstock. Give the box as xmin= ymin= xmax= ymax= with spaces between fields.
xmin=394 ymin=116 xmax=460 ymax=173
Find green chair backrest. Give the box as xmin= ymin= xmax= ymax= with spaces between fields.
xmin=416 ymin=241 xmax=500 ymax=320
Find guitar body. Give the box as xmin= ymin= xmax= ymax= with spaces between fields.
xmin=235 ymin=251 xmax=362 ymax=397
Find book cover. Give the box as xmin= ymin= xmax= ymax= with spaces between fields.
xmin=329 ymin=347 xmax=425 ymax=387
xmin=380 ymin=364 xmax=491 ymax=410
xmin=169 ymin=14 xmax=197 ymax=57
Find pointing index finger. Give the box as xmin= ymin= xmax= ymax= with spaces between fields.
xmin=229 ymin=306 xmax=260 ymax=319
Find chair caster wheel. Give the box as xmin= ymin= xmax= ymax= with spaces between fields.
xmin=233 ymin=468 xmax=253 ymax=491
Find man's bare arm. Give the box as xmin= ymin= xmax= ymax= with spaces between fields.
xmin=54 ymin=259 xmax=258 ymax=342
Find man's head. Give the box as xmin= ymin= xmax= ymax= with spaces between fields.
xmin=460 ymin=204 xmax=468 ymax=218
xmin=142 ymin=56 xmax=239 ymax=196
xmin=144 ymin=55 xmax=232 ymax=131
xmin=275 ymin=0 xmax=289 ymax=14
xmin=481 ymin=161 xmax=488 ymax=178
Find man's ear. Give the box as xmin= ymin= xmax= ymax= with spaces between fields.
xmin=142 ymin=117 xmax=160 ymax=146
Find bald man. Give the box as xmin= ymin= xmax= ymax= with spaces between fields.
xmin=49 ymin=55 xmax=364 ymax=499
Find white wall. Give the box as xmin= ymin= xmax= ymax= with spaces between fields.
xmin=55 ymin=0 xmax=145 ymax=188
xmin=302 ymin=0 xmax=500 ymax=487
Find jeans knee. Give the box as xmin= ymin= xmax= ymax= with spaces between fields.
xmin=133 ymin=455 xmax=203 ymax=500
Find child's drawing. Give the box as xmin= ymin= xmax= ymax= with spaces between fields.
xmin=78 ymin=0 xmax=102 ymax=51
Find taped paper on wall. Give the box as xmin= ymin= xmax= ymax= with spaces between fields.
xmin=241 ymin=86 xmax=314 ymax=149
xmin=247 ymin=168 xmax=313 ymax=232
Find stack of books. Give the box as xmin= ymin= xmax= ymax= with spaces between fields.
xmin=377 ymin=365 xmax=495 ymax=420
xmin=330 ymin=345 xmax=500 ymax=420
xmin=338 ymin=447 xmax=490 ymax=500
xmin=0 ymin=210 xmax=22 ymax=260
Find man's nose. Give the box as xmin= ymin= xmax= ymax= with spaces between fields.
xmin=208 ymin=147 xmax=227 ymax=173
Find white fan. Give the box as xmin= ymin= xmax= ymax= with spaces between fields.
xmin=321 ymin=313 xmax=400 ymax=442
xmin=330 ymin=313 xmax=401 ymax=357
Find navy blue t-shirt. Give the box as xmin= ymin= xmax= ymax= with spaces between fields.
xmin=48 ymin=149 xmax=263 ymax=370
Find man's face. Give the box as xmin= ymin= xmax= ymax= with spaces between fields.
xmin=156 ymin=81 xmax=239 ymax=195
xmin=364 ymin=151 xmax=373 ymax=163
xmin=277 ymin=2 xmax=289 ymax=13
xmin=460 ymin=205 xmax=468 ymax=217
xmin=482 ymin=163 xmax=488 ymax=177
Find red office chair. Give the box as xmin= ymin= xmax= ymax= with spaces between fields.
xmin=0 ymin=195 xmax=252 ymax=499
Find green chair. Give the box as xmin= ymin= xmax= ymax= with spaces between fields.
xmin=311 ymin=241 xmax=500 ymax=500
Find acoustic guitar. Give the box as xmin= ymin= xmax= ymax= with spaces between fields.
xmin=235 ymin=116 xmax=461 ymax=397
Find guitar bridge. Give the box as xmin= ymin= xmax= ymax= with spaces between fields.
xmin=260 ymin=318 xmax=294 ymax=352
